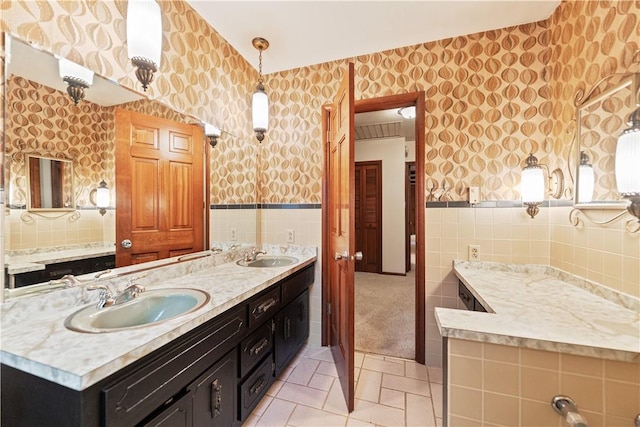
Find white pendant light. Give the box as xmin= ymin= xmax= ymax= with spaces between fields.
xmin=615 ymin=107 xmax=640 ymax=220
xmin=251 ymin=37 xmax=270 ymax=142
xmin=127 ymin=0 xmax=162 ymax=91
xmin=577 ymin=151 xmax=594 ymax=203
xmin=58 ymin=57 xmax=94 ymax=105
xmin=521 ymin=153 xmax=545 ymax=218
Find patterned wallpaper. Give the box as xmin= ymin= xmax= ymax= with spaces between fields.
xmin=2 ymin=0 xmax=639 ymax=205
xmin=548 ymin=0 xmax=640 ymax=199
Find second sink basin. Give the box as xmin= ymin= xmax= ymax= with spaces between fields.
xmin=237 ymin=255 xmax=299 ymax=268
xmin=65 ymin=288 xmax=210 ymax=333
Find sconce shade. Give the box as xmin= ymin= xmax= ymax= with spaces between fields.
xmin=58 ymin=57 xmax=94 ymax=105
xmin=96 ymin=180 xmax=109 ymax=216
xmin=252 ymin=85 xmax=269 ymax=141
xmin=204 ymin=122 xmax=221 ymax=148
xmin=398 ymin=106 xmax=416 ymax=119
xmin=127 ymin=0 xmax=162 ymax=91
xmin=521 ymin=156 xmax=545 ymax=204
xmin=578 ymin=151 xmax=595 ymax=203
xmin=615 ymin=108 xmax=640 ymax=196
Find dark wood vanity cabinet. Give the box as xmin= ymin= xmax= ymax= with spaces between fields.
xmin=1 ymin=263 xmax=315 ymax=427
xmin=458 ymin=280 xmax=487 ymax=312
xmin=6 ymin=255 xmax=116 ymax=288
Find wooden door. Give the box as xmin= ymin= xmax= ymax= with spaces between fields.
xmin=405 ymin=162 xmax=416 ymax=272
xmin=115 ymin=109 xmax=205 ymax=266
xmin=355 ymin=161 xmax=381 ymax=273
xmin=326 ymin=63 xmax=356 ymax=412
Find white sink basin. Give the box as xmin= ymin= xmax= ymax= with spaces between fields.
xmin=64 ymin=288 xmax=210 ymax=333
xmin=237 ymin=255 xmax=299 ymax=268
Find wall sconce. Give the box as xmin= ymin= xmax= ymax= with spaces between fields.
xmin=577 ymin=151 xmax=594 ymax=203
xmin=58 ymin=57 xmax=94 ymax=105
xmin=615 ymin=106 xmax=640 ymax=221
xmin=398 ymin=106 xmax=416 ymax=119
xmin=521 ymin=153 xmax=564 ymax=218
xmin=204 ymin=122 xmax=221 ymax=148
xmin=127 ymin=0 xmax=162 ymax=92
xmin=90 ymin=180 xmax=110 ymax=216
xmin=252 ymin=37 xmax=270 ymax=143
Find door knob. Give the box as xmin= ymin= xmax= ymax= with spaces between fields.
xmin=334 ymin=251 xmax=348 ymax=260
xmin=121 ymin=239 xmax=132 ymax=249
xmin=351 ymin=251 xmax=363 ymax=261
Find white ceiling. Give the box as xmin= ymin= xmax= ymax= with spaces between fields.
xmin=186 ymin=0 xmax=561 ymax=74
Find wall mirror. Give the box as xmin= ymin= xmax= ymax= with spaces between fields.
xmin=3 ymin=34 xmax=257 ymax=297
xmin=26 ymin=155 xmax=74 ymax=211
xmin=574 ymin=72 xmax=639 ymax=208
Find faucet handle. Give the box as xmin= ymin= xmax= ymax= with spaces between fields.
xmin=87 ymin=284 xmax=114 ymax=308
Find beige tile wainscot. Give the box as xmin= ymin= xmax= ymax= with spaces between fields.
xmin=436 ymin=260 xmax=640 ymax=427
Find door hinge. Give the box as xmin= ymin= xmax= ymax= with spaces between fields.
xmin=327 ymin=303 xmax=331 ymax=316
xmin=272 ymin=361 xmax=276 ymax=374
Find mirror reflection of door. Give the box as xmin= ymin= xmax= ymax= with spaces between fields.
xmin=115 ymin=109 xmax=205 ymax=267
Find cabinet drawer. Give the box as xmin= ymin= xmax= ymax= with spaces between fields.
xmin=281 ymin=265 xmax=314 ymax=305
xmin=248 ymin=288 xmax=280 ymax=329
xmin=239 ymin=356 xmax=273 ymax=421
xmin=139 ymin=390 xmax=192 ymax=427
xmin=103 ymin=306 xmax=246 ymax=427
xmin=240 ymin=322 xmax=273 ymax=378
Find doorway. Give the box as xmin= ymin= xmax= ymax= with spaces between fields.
xmin=322 ymin=91 xmax=426 ymax=365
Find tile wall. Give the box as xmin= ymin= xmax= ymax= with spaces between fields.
xmin=447 ymin=338 xmax=640 ymax=427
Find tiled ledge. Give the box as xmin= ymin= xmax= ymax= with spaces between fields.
xmin=436 ymin=260 xmax=640 ymax=362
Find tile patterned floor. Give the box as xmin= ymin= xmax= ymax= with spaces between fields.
xmin=243 ymin=345 xmax=443 ymax=427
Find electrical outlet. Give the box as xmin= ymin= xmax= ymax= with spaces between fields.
xmin=230 ymin=228 xmax=237 ymax=241
xmin=469 ymin=186 xmax=481 ymax=204
xmin=286 ymin=229 xmax=295 ymax=243
xmin=468 ymin=244 xmax=480 ymax=260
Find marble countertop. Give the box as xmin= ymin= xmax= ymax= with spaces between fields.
xmin=6 ymin=245 xmax=116 ymax=275
xmin=0 ymin=247 xmax=317 ymax=390
xmin=436 ymin=261 xmax=640 ymax=362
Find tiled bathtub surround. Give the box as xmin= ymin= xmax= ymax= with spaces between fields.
xmin=0 ymin=246 xmax=317 ymax=390
xmin=440 ymin=260 xmax=639 ymax=362
xmin=447 ymin=338 xmax=640 ymax=427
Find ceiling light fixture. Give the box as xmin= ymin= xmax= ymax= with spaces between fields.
xmin=252 ymin=37 xmax=270 ymax=143
xmin=615 ymin=105 xmax=640 ymax=222
xmin=58 ymin=57 xmax=94 ymax=105
xmin=127 ymin=0 xmax=163 ymax=92
xmin=204 ymin=122 xmax=221 ymax=148
xmin=398 ymin=106 xmax=416 ymax=119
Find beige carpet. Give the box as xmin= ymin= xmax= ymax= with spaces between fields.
xmin=355 ymin=268 xmax=415 ymax=360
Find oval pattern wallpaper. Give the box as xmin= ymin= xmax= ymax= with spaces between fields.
xmin=2 ymin=0 xmax=639 ymax=205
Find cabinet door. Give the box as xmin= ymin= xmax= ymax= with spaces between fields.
xmin=140 ymin=392 xmax=192 ymax=427
xmin=190 ymin=349 xmax=237 ymax=427
xmin=274 ymin=290 xmax=309 ymax=376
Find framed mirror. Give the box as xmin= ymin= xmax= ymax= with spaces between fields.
xmin=26 ymin=155 xmax=75 ymax=211
xmin=574 ymin=72 xmax=639 ymax=208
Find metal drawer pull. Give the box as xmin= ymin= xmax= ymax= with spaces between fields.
xmin=253 ymin=297 xmax=278 ymax=316
xmin=211 ymin=379 xmax=222 ymax=417
xmin=249 ymin=374 xmax=267 ymax=396
xmin=250 ymin=338 xmax=269 ymax=355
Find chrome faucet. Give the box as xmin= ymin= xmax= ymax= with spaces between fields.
xmin=87 ymin=277 xmax=146 ymax=309
xmin=49 ymin=274 xmax=82 ymax=288
xmin=244 ymin=247 xmax=267 ymax=262
xmin=211 ymin=247 xmax=223 ymax=254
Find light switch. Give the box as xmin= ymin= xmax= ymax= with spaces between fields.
xmin=469 ymin=187 xmax=481 ymax=205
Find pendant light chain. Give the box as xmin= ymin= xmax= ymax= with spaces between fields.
xmin=258 ymin=48 xmax=264 ymax=84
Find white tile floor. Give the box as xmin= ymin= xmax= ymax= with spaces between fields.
xmin=243 ymin=345 xmax=443 ymax=427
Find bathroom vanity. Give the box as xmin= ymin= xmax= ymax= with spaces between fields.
xmin=437 ymin=261 xmax=640 ymax=426
xmin=1 ymin=249 xmax=316 ymax=427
